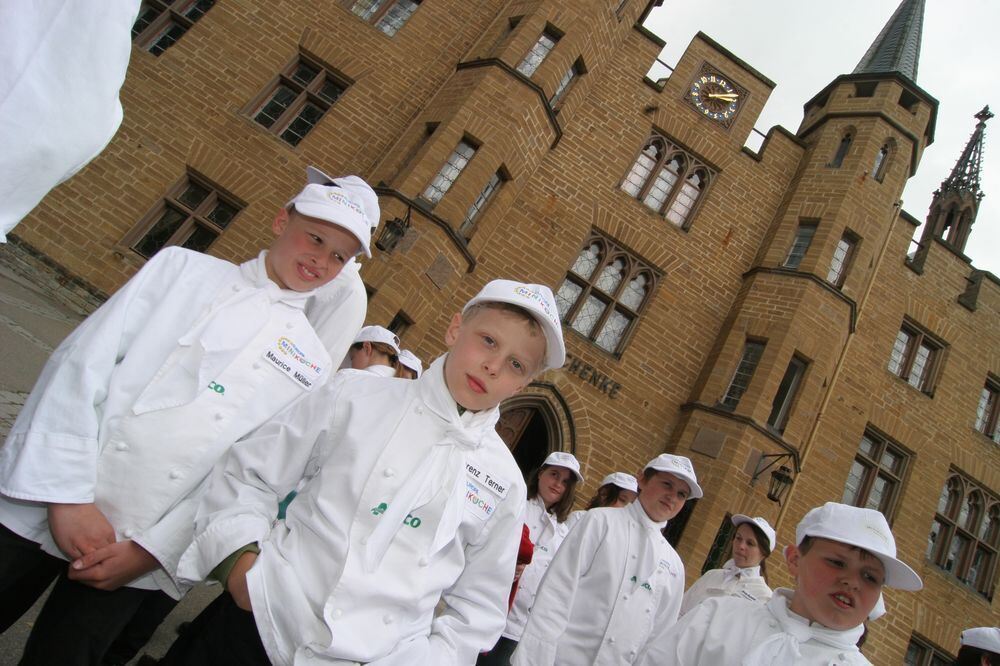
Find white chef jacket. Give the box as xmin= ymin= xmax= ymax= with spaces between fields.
xmin=0 ymin=1 xmax=139 ymax=240
xmin=638 ymin=588 xmax=869 ymax=666
xmin=0 ymin=247 xmax=365 ymax=598
xmin=177 ymin=355 xmax=527 ymax=666
xmin=679 ymin=560 xmax=773 ymax=615
xmin=337 ymin=364 xmax=397 ymax=378
xmin=511 ymin=501 xmax=685 ymax=666
xmin=502 ymin=496 xmax=571 ymax=641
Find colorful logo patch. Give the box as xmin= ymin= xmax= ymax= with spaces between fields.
xmin=513 ymin=286 xmax=558 ymax=326
xmin=277 ymin=337 xmax=323 ymax=374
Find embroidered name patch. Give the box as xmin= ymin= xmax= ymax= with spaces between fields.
xmin=264 ymin=338 xmax=324 ymax=391
xmin=464 ymin=462 xmax=510 ymax=500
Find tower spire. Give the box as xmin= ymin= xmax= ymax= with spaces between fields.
xmin=853 ymin=0 xmax=925 ymax=81
xmin=918 ymin=106 xmax=993 ymax=255
xmin=939 ymin=105 xmax=993 ymax=201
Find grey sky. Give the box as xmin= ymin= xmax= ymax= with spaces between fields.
xmin=643 ymin=0 xmax=998 ymax=277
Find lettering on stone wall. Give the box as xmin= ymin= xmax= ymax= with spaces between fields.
xmin=564 ymin=352 xmax=622 ymax=399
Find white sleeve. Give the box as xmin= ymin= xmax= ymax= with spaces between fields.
xmin=175 ymin=378 xmax=346 ymax=584
xmin=511 ymin=511 xmax=605 ymax=666
xmin=635 ymin=595 xmax=717 ymax=666
xmin=0 ymin=248 xmax=178 ymax=503
xmin=425 ymin=486 xmax=527 ymax=664
xmin=679 ymin=570 xmax=712 ymax=616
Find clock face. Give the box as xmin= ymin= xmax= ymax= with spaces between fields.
xmin=688 ymin=71 xmax=743 ymax=125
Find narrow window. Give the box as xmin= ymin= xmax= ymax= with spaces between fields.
xmin=517 ymin=28 xmax=559 ymax=77
xmin=783 ymin=222 xmax=817 ymax=269
xmin=767 ymin=355 xmax=807 ymax=433
xmin=872 ymin=143 xmax=890 ymax=182
xmin=975 ymin=377 xmax=1000 ymax=443
xmin=665 ymin=169 xmax=706 ymax=229
xmin=421 ymin=139 xmax=477 ymax=205
xmin=887 ymin=320 xmax=945 ymax=395
xmin=904 ymin=635 xmax=954 ymax=665
xmin=131 ymin=0 xmax=216 ymax=56
xmin=614 ymin=0 xmax=629 ymax=19
xmin=841 ymin=429 xmax=909 ymax=522
xmin=251 ymin=56 xmax=349 ymax=146
xmin=387 ymin=311 xmax=413 ymax=336
xmin=826 ymin=231 xmax=858 ymax=287
xmin=721 ymin=340 xmax=766 ymax=409
xmin=125 ymin=173 xmax=242 ymax=259
xmin=549 ymin=59 xmax=584 ymax=108
xmin=830 ymin=132 xmax=852 ymax=168
xmin=556 ymin=231 xmax=658 ymax=355
xmin=460 ymin=168 xmax=506 ymax=239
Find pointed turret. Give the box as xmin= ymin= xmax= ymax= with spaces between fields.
xmin=853 ymin=0 xmax=924 ymax=81
xmin=919 ymin=106 xmax=993 ymax=254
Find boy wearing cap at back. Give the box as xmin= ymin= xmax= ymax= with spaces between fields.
xmin=957 ymin=627 xmax=1000 ymax=665
xmin=162 ymin=279 xmax=566 ymax=665
xmin=641 ymin=501 xmax=924 ymax=665
xmin=342 ymin=324 xmax=402 ymax=376
xmin=511 ymin=453 xmax=702 ymax=666
xmin=0 ymin=167 xmax=375 ymax=663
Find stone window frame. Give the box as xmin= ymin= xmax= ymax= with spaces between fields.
xmin=549 ymin=57 xmax=586 ymax=110
xmin=782 ymin=220 xmax=818 ymax=270
xmin=841 ymin=427 xmax=911 ymax=523
xmin=343 ymin=0 xmax=422 ymax=37
xmin=904 ymin=634 xmax=954 ymax=666
xmin=516 ymin=25 xmax=562 ymax=78
xmin=974 ymin=375 xmax=1000 ymax=444
xmin=927 ymin=470 xmax=1000 ymax=601
xmin=886 ymin=318 xmax=947 ymax=396
xmin=246 ymin=53 xmax=351 ymax=147
xmin=826 ymin=229 xmax=859 ymax=288
xmin=766 ymin=353 xmax=808 ymax=435
xmin=720 ymin=339 xmax=767 ymax=410
xmin=419 ymin=136 xmax=480 ymax=207
xmin=872 ymin=138 xmax=896 ymax=183
xmin=459 ymin=166 xmax=509 ymax=240
xmin=555 ymin=230 xmax=660 ymax=357
xmin=828 ymin=127 xmax=855 ymax=168
xmin=121 ymin=171 xmax=243 ymax=260
xmin=619 ymin=134 xmax=715 ymax=231
xmin=131 ymin=0 xmax=215 ymax=57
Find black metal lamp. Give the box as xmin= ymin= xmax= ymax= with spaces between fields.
xmin=750 ymin=453 xmax=796 ymax=505
xmin=374 ymin=206 xmax=411 ymax=254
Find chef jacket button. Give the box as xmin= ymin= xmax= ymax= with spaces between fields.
xmin=383 ymin=614 xmax=394 ymax=625
xmin=253 ymin=362 xmax=261 ymax=370
xmin=332 ymin=608 xmax=343 ymax=619
xmin=383 ymin=468 xmax=395 ymax=478
xmin=623 ymin=594 xmax=629 ymax=600
xmin=608 ymin=637 xmax=616 ymax=644
xmin=123 ymin=528 xmax=135 ymax=538
xmin=214 ymin=413 xmax=224 ymax=421
xmin=360 ymin=536 xmax=368 ymax=545
xmin=418 ymin=557 xmax=429 ymax=567
xmin=169 ymin=470 xmax=182 ymax=480
xmin=115 ymin=442 xmax=128 ymax=451
xmin=645 ymin=607 xmax=651 ymax=614
xmin=285 ymin=322 xmax=294 ymax=330
xmin=303 ymin=648 xmax=314 ymax=658
xmin=628 ymin=650 xmax=637 ymax=661
xmin=232 ymin=285 xmax=240 ymax=292
xmin=630 ymin=553 xmax=637 ymax=559
xmin=415 ymin=405 xmax=423 ymax=415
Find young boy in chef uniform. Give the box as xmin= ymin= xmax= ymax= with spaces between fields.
xmin=641 ymin=502 xmax=923 ymax=666
xmin=0 ymin=166 xmax=375 ymax=663
xmin=162 ymin=279 xmax=566 ymax=666
xmin=511 ymin=453 xmax=702 ymax=666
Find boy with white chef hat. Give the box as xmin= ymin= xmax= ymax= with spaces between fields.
xmin=163 ymin=279 xmax=566 ymax=665
xmin=641 ymin=501 xmax=923 ymax=666
xmin=511 ymin=453 xmax=701 ymax=666
xmin=0 ymin=166 xmax=375 ymax=664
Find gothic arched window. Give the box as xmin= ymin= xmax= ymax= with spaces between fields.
xmin=928 ymin=472 xmax=999 ymax=600
xmin=620 ymin=134 xmax=715 ymax=230
xmin=830 ymin=131 xmax=853 ymax=168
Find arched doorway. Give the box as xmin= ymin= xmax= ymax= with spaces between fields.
xmin=495 ymin=397 xmax=563 ymax=479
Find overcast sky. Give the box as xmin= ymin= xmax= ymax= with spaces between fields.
xmin=643 ymin=0 xmax=999 ymax=277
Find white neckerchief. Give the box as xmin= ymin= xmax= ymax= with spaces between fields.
xmin=721 ymin=558 xmax=761 ymax=584
xmin=741 ymin=589 xmax=865 ymax=666
xmin=364 ymin=354 xmax=500 ymax=572
xmin=627 ymin=500 xmax=668 ymax=591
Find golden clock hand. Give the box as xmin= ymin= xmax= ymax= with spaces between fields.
xmin=706 ymin=93 xmax=738 ymax=102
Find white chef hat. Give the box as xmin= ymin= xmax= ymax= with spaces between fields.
xmin=542 ymin=451 xmax=583 ymax=482
xmin=398 ymin=349 xmax=423 ymax=377
xmin=961 ymin=627 xmax=1000 ymax=654
xmin=286 ymin=167 xmax=379 ymax=257
xmin=643 ymin=454 xmax=703 ymax=499
xmin=353 ymin=326 xmax=401 ymax=355
xmin=731 ymin=514 xmax=777 ymax=552
xmin=600 ymin=472 xmax=638 ymax=493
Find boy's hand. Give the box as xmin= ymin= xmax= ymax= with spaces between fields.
xmin=48 ymin=502 xmax=116 ymax=559
xmin=227 ymin=552 xmax=258 ymax=611
xmin=67 ymin=540 xmax=160 ymax=590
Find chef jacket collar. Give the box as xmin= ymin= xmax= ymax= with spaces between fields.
xmin=247 ymin=251 xmax=315 ymax=307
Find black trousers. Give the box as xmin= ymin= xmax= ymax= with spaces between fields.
xmin=1 ymin=523 xmax=177 ymax=666
xmin=160 ymin=591 xmax=269 ymax=666
xmin=100 ymin=591 xmax=179 ymax=665
xmin=476 ymin=636 xmax=519 ymax=666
